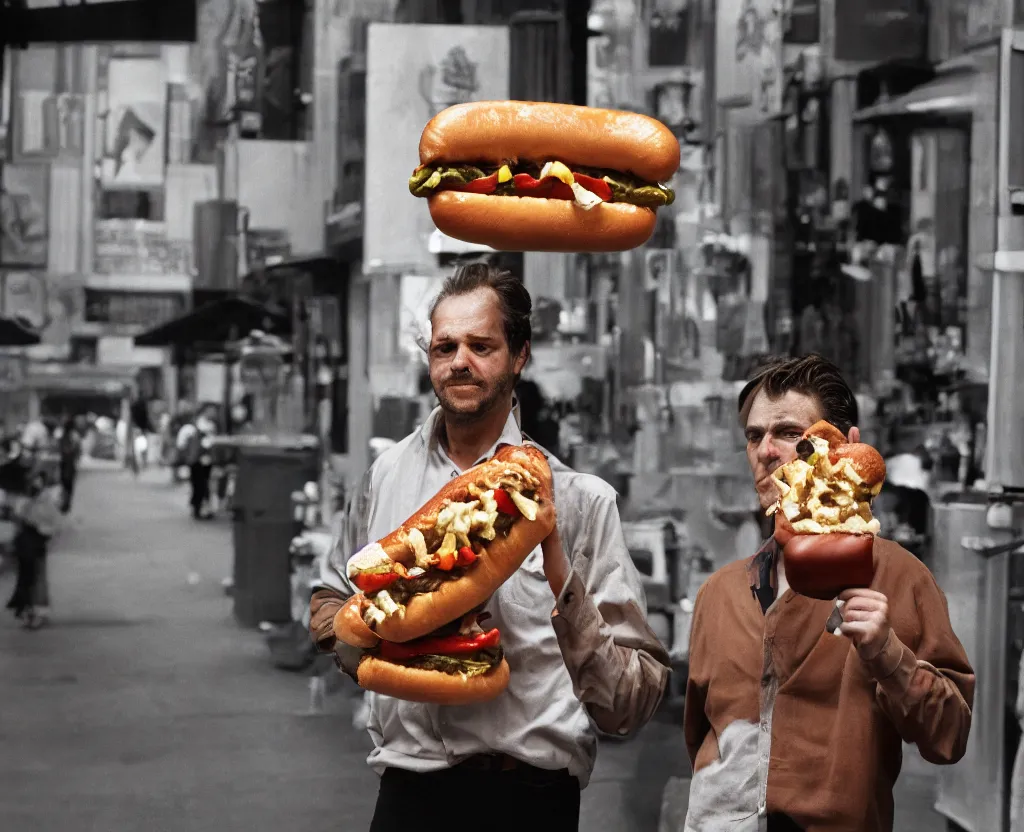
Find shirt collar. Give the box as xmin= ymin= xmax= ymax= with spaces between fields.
xmin=419 ymin=396 xmax=524 ymax=467
xmin=747 ymin=535 xmax=781 ymax=614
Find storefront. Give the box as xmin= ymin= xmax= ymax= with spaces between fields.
xmin=844 ymin=34 xmax=1015 ymax=832
xmin=849 ymin=50 xmax=995 ymax=483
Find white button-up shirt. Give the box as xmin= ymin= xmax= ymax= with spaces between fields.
xmin=316 ymin=404 xmax=669 ymax=787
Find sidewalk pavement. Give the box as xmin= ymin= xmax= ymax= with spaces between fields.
xmin=0 ymin=466 xmax=380 ymax=832
xmin=0 ymin=465 xmax=954 ymax=832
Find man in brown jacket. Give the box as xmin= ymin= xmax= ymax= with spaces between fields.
xmin=684 ymin=354 xmax=974 ymax=831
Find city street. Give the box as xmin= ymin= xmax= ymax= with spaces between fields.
xmin=0 ymin=466 xmax=953 ymax=832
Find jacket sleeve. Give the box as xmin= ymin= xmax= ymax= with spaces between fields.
xmin=864 ymin=568 xmax=975 ymax=765
xmin=549 ymin=477 xmax=671 ymax=737
xmin=683 ymin=581 xmax=712 ymax=768
xmin=308 ymin=465 xmax=375 ymax=678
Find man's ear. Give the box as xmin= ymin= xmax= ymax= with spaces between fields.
xmin=513 ymin=342 xmax=530 ymax=376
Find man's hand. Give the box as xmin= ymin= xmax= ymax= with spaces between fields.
xmin=309 ymin=588 xmax=345 ymax=650
xmin=541 ymin=524 xmax=571 ymax=600
xmin=836 ymin=588 xmax=892 ymax=661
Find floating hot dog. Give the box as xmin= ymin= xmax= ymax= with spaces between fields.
xmin=408 ymin=101 xmax=680 ymax=252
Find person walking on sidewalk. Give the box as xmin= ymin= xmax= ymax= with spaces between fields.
xmin=683 ymin=355 xmax=974 ymax=832
xmin=309 ymin=264 xmax=670 ymax=831
xmin=176 ymin=407 xmax=217 ymax=520
xmin=56 ymin=415 xmax=82 ymax=514
xmin=5 ymin=467 xmax=61 ymax=629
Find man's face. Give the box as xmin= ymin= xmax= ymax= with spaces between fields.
xmin=744 ymin=389 xmax=823 ymax=510
xmin=428 ymin=288 xmax=527 ymax=424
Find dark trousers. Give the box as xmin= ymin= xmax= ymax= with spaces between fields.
xmin=60 ymin=466 xmax=76 ymax=514
xmin=6 ymin=526 xmax=48 ymax=615
xmin=189 ymin=463 xmax=211 ymax=517
xmin=369 ymin=764 xmax=581 ymax=832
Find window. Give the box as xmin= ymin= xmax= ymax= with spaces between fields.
xmin=98 ymin=188 xmax=164 ymax=222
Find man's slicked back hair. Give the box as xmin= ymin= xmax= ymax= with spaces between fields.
xmin=737 ymin=353 xmax=859 ymax=436
xmin=429 ymin=263 xmax=533 ymax=357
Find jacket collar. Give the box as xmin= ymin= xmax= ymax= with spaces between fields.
xmin=748 ymin=536 xmax=781 ymax=613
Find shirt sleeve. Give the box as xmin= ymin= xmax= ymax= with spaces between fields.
xmin=549 ymin=478 xmax=671 ymax=737
xmin=309 ymin=465 xmax=375 ymax=677
xmin=864 ymin=568 xmax=975 ymax=765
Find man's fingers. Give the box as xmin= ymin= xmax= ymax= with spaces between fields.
xmin=837 ymin=608 xmax=882 ymax=623
xmin=838 ymin=620 xmax=873 ymax=638
xmin=848 ymin=426 xmax=861 ymax=443
xmin=837 ymin=588 xmax=887 ymax=603
xmin=838 ymin=596 xmax=887 ymax=613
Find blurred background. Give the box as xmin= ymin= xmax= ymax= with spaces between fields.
xmin=1 ymin=0 xmax=1022 ymax=830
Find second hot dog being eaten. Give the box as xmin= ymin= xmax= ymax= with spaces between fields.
xmin=767 ymin=426 xmax=884 ymax=537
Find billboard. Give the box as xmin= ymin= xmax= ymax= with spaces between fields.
xmin=716 ymin=0 xmax=783 ymax=114
xmin=100 ymin=58 xmax=167 ymax=189
xmin=364 ymin=23 xmax=510 ymax=274
xmin=833 ymin=0 xmax=927 ymax=63
xmin=0 ymin=163 xmax=49 ymax=268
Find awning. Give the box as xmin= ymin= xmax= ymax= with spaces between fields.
xmin=0 ymin=317 xmax=41 ymax=347
xmin=25 ymin=364 xmax=137 ymax=396
xmin=855 ymin=71 xmax=977 ymax=121
xmin=133 ymin=297 xmax=289 ymax=349
xmin=240 ymin=254 xmax=339 ymax=284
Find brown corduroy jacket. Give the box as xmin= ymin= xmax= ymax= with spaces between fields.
xmin=684 ymin=536 xmax=974 ymax=831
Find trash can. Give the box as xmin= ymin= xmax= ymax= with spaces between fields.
xmin=231 ymin=441 xmax=319 ymax=628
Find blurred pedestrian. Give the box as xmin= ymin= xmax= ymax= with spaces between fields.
xmin=5 ymin=467 xmax=60 ymax=629
xmin=129 ymin=395 xmax=154 ymax=475
xmin=177 ymin=406 xmax=217 ymax=520
xmin=56 ymin=415 xmax=82 ymax=514
xmin=20 ymin=416 xmax=49 ymax=456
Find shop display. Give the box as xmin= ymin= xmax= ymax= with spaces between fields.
xmin=339 ymin=444 xmax=554 ymax=644
xmin=408 ymin=101 xmax=679 ymax=252
xmin=768 ymin=421 xmax=885 ymax=600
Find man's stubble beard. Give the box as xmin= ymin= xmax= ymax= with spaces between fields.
xmin=434 ymin=370 xmax=517 ymax=426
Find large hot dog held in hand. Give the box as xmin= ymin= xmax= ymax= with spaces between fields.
xmin=767 ymin=421 xmax=886 ymax=600
xmin=334 ymin=602 xmax=511 ymax=705
xmin=409 ymin=101 xmax=680 ymax=252
xmin=338 ymin=443 xmax=554 ymax=644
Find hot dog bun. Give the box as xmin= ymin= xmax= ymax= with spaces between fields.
xmin=419 ymin=101 xmax=681 ymax=183
xmin=428 ymin=191 xmax=656 ymax=253
xmin=804 ymin=420 xmax=847 ymax=449
xmin=774 ymin=513 xmax=795 ymax=548
xmin=829 ymin=443 xmax=886 ymax=487
xmin=770 ymin=422 xmax=882 ymax=598
xmin=374 ymin=497 xmax=554 ymax=642
xmin=333 ymin=595 xmax=381 ymax=649
xmin=367 ymin=444 xmax=555 ymax=643
xmin=357 ymin=655 xmax=511 ymax=705
xmin=782 ymin=533 xmax=875 ymax=601
xmin=375 ymin=443 xmax=553 ymax=565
